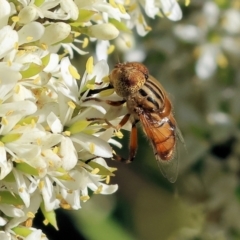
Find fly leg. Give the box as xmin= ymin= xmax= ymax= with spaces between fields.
xmin=113 ymin=121 xmax=138 ymax=163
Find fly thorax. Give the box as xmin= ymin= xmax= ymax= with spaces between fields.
xmin=109 ymin=67 xmax=147 ymax=98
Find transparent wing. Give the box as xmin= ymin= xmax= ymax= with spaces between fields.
xmin=139 ymin=114 xmax=179 ymax=183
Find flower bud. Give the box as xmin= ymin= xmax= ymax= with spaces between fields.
xmin=88 ymin=23 xmax=119 ymax=40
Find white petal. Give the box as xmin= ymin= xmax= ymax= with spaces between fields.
xmin=60 ymin=188 xmax=81 ymax=210
xmin=41 ymin=177 xmax=60 ymax=211
xmin=89 ymin=23 xmax=119 ymax=40
xmin=0 ymin=204 xmax=24 ymax=217
xmin=72 ymin=132 xmax=112 ymax=158
xmin=47 ymin=112 xmax=63 ymax=134
xmin=18 ymin=6 xmax=38 ymax=24
xmin=0 ymin=0 xmax=11 ymax=28
xmin=0 ymin=26 xmax=18 ymax=59
xmin=60 ymin=57 xmax=79 ymax=101
xmin=96 ymin=40 xmax=108 ymax=61
xmin=160 ymin=0 xmax=182 ymax=21
xmin=0 ymin=217 xmax=7 ymax=226
xmin=144 ymin=0 xmax=159 ymax=18
xmin=174 ymin=24 xmax=203 ymax=43
xmin=0 ymin=100 xmax=37 ymax=116
xmin=196 ymin=45 xmax=218 ymax=80
xmin=12 ymin=169 xmax=30 ymax=207
xmin=60 ymin=0 xmax=79 ymax=20
xmin=18 ymin=22 xmax=45 ymax=45
xmin=40 ymin=22 xmax=71 ymax=46
xmin=43 ymin=53 xmax=59 ymax=73
xmin=0 ymin=146 xmax=12 ymax=180
xmin=88 ymin=182 xmax=118 ymax=194
xmin=60 ymin=137 xmax=78 ymax=170
xmin=25 ymin=229 xmax=44 ymax=240
xmin=89 ymin=60 xmax=109 ymax=83
xmin=0 ymin=231 xmax=11 ymax=240
xmin=41 ymin=133 xmax=62 ymax=149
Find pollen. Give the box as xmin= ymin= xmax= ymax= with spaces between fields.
xmin=125 ymin=40 xmax=132 ymax=48
xmin=53 ymin=146 xmax=59 ymax=154
xmin=11 ymin=16 xmax=19 ymax=22
xmin=48 ymin=160 xmax=54 ymax=167
xmin=106 ymin=175 xmax=110 ymax=184
xmin=91 ymin=168 xmax=100 ymax=174
xmin=60 ymin=201 xmax=71 ymax=210
xmin=0 ymin=141 xmax=4 ymax=147
xmin=63 ymin=131 xmax=71 ymax=136
xmin=43 ymin=219 xmax=49 ymax=225
xmin=2 ymin=117 xmax=8 ymax=125
xmin=89 ymin=143 xmax=95 ymax=154
xmin=94 ymin=185 xmax=103 ymax=194
xmin=109 ymin=0 xmax=117 ymax=8
xmin=26 ymin=36 xmax=33 ymax=42
xmin=107 ymin=44 xmax=115 ymax=54
xmin=18 ymin=187 xmax=25 ymax=193
xmin=37 ymin=138 xmax=42 ymax=145
xmin=6 ymin=110 xmax=13 ymax=116
xmin=38 ymin=181 xmax=44 ymax=190
xmin=185 ymin=0 xmax=191 ymax=6
xmin=115 ymin=130 xmax=123 ymax=139
xmin=31 ymin=119 xmax=36 ymax=128
xmin=82 ymin=37 xmax=89 ymax=48
xmin=41 ymin=43 xmax=48 ymax=50
xmin=117 ymin=4 xmax=126 ymax=14
xmin=33 ymin=76 xmax=41 ymax=84
xmin=14 ymin=84 xmax=20 ymax=93
xmin=80 ymin=195 xmax=90 ymax=201
xmin=7 ymin=60 xmax=12 ymax=66
xmin=69 ymin=65 xmax=80 ymax=79
xmin=74 ymin=31 xmax=81 ymax=37
xmin=68 ymin=101 xmax=76 ymax=109
xmin=86 ymin=56 xmax=94 ymax=74
xmin=25 ymin=218 xmax=33 ymax=227
xmin=145 ymin=25 xmax=152 ymax=31
xmin=27 ymin=212 xmax=35 ymax=218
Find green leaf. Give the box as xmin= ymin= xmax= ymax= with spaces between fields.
xmin=0 ymin=191 xmax=24 ymax=205
xmin=41 ymin=202 xmax=58 ymax=230
xmin=87 ymin=161 xmax=115 ymax=176
xmin=0 ymin=133 xmax=22 ymax=143
xmin=109 ymin=18 xmax=132 ymax=33
xmin=67 ymin=120 xmax=90 ymax=134
xmin=20 ymin=63 xmax=44 ymax=78
xmin=70 ymin=9 xmax=96 ymax=26
xmin=53 ymin=33 xmax=75 ymax=45
xmin=3 ymin=172 xmax=15 ymax=182
xmin=17 ymin=116 xmax=39 ymax=126
xmin=41 ymin=53 xmax=51 ymax=67
xmin=12 ymin=226 xmax=32 ymax=237
xmin=16 ymin=163 xmax=39 ymax=176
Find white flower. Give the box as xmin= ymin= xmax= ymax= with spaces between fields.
xmin=0 ymin=0 xmax=185 ymax=238
xmin=158 ymin=0 xmax=182 ymax=21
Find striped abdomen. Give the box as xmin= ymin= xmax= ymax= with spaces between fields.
xmin=127 ymin=75 xmax=172 ymax=121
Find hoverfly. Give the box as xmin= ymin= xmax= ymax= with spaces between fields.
xmin=85 ymin=62 xmax=182 ymax=183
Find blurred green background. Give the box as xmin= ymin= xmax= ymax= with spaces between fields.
xmin=35 ymin=1 xmax=240 ymax=239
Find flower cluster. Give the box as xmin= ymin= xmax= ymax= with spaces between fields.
xmin=0 ymin=0 xmax=183 ymax=239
